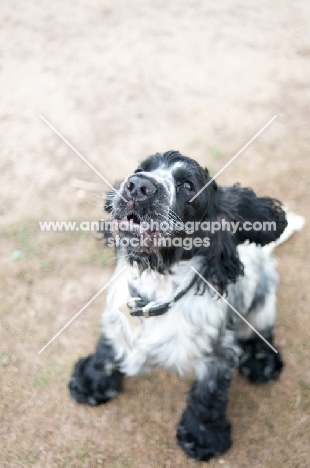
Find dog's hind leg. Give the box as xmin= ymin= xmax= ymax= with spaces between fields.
xmin=69 ymin=335 xmax=123 ymax=406
xmin=177 ymin=341 xmax=238 ymax=461
xmin=237 ymin=288 xmax=283 ymax=383
xmin=238 ymin=328 xmax=283 ymax=383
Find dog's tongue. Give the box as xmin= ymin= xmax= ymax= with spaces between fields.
xmin=149 ymin=231 xmax=162 ymax=238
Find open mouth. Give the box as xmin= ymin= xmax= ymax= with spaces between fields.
xmin=112 ymin=211 xmax=163 ymax=240
xmin=126 ymin=213 xmax=141 ymax=225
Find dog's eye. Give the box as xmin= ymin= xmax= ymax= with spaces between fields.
xmin=182 ymin=181 xmax=194 ymax=191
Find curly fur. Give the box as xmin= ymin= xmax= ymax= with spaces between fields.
xmin=69 ymin=150 xmax=303 ymax=462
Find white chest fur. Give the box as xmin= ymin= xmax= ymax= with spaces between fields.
xmin=102 ymin=257 xmax=228 ymax=375
xmin=101 ymin=244 xmax=276 ymax=376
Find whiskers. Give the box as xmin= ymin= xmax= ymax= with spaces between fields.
xmin=155 ymin=210 xmax=185 ymax=236
xmin=86 ymin=194 xmax=108 ymax=207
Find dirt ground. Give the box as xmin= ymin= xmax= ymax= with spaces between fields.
xmin=1 ymin=1 xmax=309 ymax=467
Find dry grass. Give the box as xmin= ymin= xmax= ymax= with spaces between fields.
xmin=1 ymin=202 xmax=309 ymax=468
xmin=1 ymin=1 xmax=310 ymax=466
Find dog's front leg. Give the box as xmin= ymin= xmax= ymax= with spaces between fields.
xmin=177 ymin=348 xmax=238 ymax=462
xmin=69 ymin=335 xmax=123 ymax=406
xmin=69 ymin=269 xmax=147 ymax=405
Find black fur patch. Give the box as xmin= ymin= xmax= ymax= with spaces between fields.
xmin=219 ymin=185 xmax=287 ymax=246
xmin=177 ymin=359 xmax=234 ymax=461
xmin=104 ymin=151 xmax=287 ymax=295
xmin=69 ymin=337 xmax=123 ymax=405
xmin=177 ymin=409 xmax=231 ymax=461
xmin=238 ymin=331 xmax=284 ymax=383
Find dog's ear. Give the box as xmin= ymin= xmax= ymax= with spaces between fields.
xmin=195 ymin=181 xmax=243 ymax=295
xmin=197 ymin=183 xmax=287 ymax=295
xmin=218 ymin=184 xmax=287 ymax=246
xmin=198 ymin=226 xmax=244 ymax=296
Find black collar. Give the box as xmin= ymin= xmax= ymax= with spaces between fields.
xmin=127 ymin=275 xmax=197 ymax=318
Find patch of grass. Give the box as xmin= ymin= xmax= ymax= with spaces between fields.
xmin=0 ymin=350 xmax=10 ymax=365
xmin=0 ymin=302 xmax=10 ymax=316
xmin=39 ymin=258 xmax=64 ymax=272
xmin=33 ymin=362 xmax=66 ymax=388
xmin=96 ymin=245 xmax=115 ymax=267
xmin=233 ymin=393 xmax=247 ymax=404
xmin=34 ymin=367 xmax=55 ymax=388
xmin=249 ymin=438 xmax=259 ymax=446
xmin=40 ymin=259 xmax=50 ymax=270
xmin=298 ymin=378 xmax=310 ymax=410
xmin=92 ymin=317 xmax=102 ymax=334
xmin=48 ymin=224 xmax=89 ymax=246
xmin=264 ymin=416 xmax=274 ymax=429
xmin=51 ymin=455 xmax=67 ymax=466
xmin=16 ymin=450 xmax=38 ymax=465
xmin=294 ymin=344 xmax=305 ymax=365
xmin=208 ymin=146 xmax=226 ymax=160
xmin=3 ymin=219 xmax=115 ymax=276
xmin=44 ymin=308 xmax=57 ymax=321
xmin=113 ymin=456 xmax=132 ymax=468
xmin=186 ymin=138 xmax=205 ymax=149
xmin=155 ymin=460 xmax=165 ymax=468
xmin=79 ymin=244 xmax=114 ymax=267
xmin=42 ymin=217 xmax=106 ymax=247
xmin=75 ymin=444 xmax=88 ymax=459
xmin=277 ymin=307 xmax=285 ymax=318
xmin=5 ymin=324 xmax=20 ymax=337
xmin=4 ymin=221 xmax=40 ymax=257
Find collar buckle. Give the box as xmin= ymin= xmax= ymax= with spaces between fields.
xmin=141 ymin=301 xmax=156 ymax=318
xmin=127 ymin=297 xmax=141 ymax=309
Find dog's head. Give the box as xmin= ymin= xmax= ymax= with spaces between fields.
xmin=105 ymin=150 xmax=287 ymax=293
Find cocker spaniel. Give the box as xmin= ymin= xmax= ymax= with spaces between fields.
xmin=69 ymin=150 xmax=303 ymax=461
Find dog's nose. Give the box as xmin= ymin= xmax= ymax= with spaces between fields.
xmin=125 ymin=176 xmax=156 ymax=201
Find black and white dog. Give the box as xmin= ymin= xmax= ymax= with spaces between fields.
xmin=69 ymin=150 xmax=303 ymax=461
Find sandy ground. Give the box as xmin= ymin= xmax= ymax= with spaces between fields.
xmin=1 ymin=1 xmax=310 ymax=467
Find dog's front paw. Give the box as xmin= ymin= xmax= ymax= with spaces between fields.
xmin=69 ymin=355 xmax=123 ymax=406
xmin=239 ymin=348 xmax=283 ymax=383
xmin=177 ymin=409 xmax=231 ymax=462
